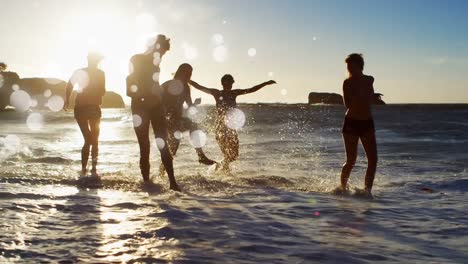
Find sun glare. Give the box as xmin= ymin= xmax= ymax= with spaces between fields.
xmin=55 ymin=11 xmax=157 ymax=95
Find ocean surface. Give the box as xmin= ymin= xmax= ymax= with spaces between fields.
xmin=1 ymin=104 xmax=467 ymax=263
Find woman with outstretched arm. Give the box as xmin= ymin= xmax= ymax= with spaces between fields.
xmin=189 ymin=75 xmax=276 ymax=171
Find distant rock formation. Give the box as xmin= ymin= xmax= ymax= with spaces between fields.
xmin=0 ymin=71 xmax=21 ymax=110
xmin=308 ymin=92 xmax=343 ymax=104
xmin=308 ymin=92 xmax=386 ymax=105
xmin=0 ymin=73 xmax=125 ymax=111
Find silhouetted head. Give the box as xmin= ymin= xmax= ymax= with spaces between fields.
xmin=174 ymin=63 xmax=193 ymax=83
xmin=345 ymin=53 xmax=364 ymax=77
xmin=221 ymin=74 xmax=235 ymax=90
xmin=153 ymin=34 xmax=171 ymax=56
xmin=0 ymin=62 xmax=7 ymax=72
xmin=87 ymin=52 xmax=104 ymax=69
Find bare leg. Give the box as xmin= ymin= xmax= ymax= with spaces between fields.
xmin=340 ymin=133 xmax=359 ymax=190
xmin=216 ymin=125 xmax=239 ymax=172
xmin=76 ymin=118 xmax=91 ymax=174
xmin=89 ymin=118 xmax=101 ymax=175
xmin=360 ymin=131 xmax=378 ymax=193
xmin=152 ymin=109 xmax=179 ymax=191
xmin=132 ymin=108 xmax=151 ymax=181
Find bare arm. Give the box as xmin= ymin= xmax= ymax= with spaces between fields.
xmin=342 ymin=80 xmax=350 ymax=109
xmin=369 ymin=76 xmax=384 ymax=103
xmin=233 ymin=80 xmax=276 ymax=96
xmin=64 ymin=79 xmax=73 ymax=110
xmin=188 ymin=80 xmax=217 ymax=95
xmin=100 ymin=71 xmax=106 ymax=97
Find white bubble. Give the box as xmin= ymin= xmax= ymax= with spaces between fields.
xmin=281 ymin=89 xmax=288 ymax=96
xmin=213 ymin=45 xmax=227 ymax=63
xmin=190 ymin=130 xmax=207 ymax=148
xmin=313 ymin=36 xmax=318 ymax=41
xmin=182 ymin=43 xmax=198 ymax=61
xmin=130 ymin=85 xmax=138 ymax=93
xmin=30 ymin=99 xmax=38 ymax=107
xmin=10 ymin=90 xmax=31 ymax=112
xmin=222 ymin=20 xmax=227 ymax=25
xmin=186 ymin=106 xmax=205 ymax=123
xmin=0 ymin=74 xmax=4 ymax=88
xmin=70 ymin=69 xmax=89 ymax=91
xmin=152 ymin=72 xmax=160 ymax=82
xmin=74 ymin=83 xmax=83 ymax=93
xmin=132 ymin=114 xmax=142 ymax=127
xmin=248 ymin=48 xmax=257 ymax=57
xmin=45 ymin=78 xmax=62 ymax=85
xmin=47 ymin=95 xmax=64 ymax=112
xmin=27 ymin=113 xmax=44 ymax=131
xmin=43 ymin=89 xmax=52 ymax=98
xmin=268 ymin=72 xmax=274 ymax=77
xmin=4 ymin=134 xmax=21 ymax=152
xmin=168 ymin=80 xmax=184 ymax=96
xmin=153 ymin=52 xmax=161 ymax=65
xmin=212 ymin=34 xmax=224 ymax=46
xmin=154 ymin=137 xmax=166 ymax=150
xmin=225 ymin=108 xmax=246 ymax=130
xmin=12 ymin=84 xmax=20 ymax=91
xmin=174 ymin=131 xmax=183 ymax=140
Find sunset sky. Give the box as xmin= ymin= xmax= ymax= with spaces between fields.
xmin=1 ymin=0 xmax=467 ymax=104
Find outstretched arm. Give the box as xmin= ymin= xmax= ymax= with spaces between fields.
xmin=64 ymin=79 xmax=73 ymax=110
xmin=233 ymin=80 xmax=276 ymax=96
xmin=188 ymin=80 xmax=218 ymax=95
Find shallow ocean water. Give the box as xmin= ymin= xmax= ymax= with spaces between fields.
xmin=1 ymin=104 xmax=468 ymax=263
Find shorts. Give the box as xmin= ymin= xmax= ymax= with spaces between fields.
xmin=74 ymin=105 xmax=102 ymax=120
xmin=342 ymin=117 xmax=375 ymax=136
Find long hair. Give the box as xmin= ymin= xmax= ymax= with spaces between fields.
xmin=174 ymin=63 xmax=193 ymax=80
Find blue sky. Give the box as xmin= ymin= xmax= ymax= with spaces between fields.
xmin=1 ymin=0 xmax=467 ymax=103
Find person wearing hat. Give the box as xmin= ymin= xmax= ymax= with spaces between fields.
xmin=64 ymin=52 xmax=106 ymax=176
xmin=126 ymin=34 xmax=180 ymax=191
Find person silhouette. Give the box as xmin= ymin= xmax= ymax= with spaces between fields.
xmin=158 ymin=63 xmax=216 ymax=176
xmin=336 ymin=53 xmax=381 ymax=197
xmin=64 ymin=52 xmax=105 ymax=176
xmin=126 ymin=34 xmax=179 ymax=191
xmin=189 ymin=76 xmax=276 ymax=171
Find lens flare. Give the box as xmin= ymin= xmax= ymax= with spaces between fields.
xmin=248 ymin=48 xmax=257 ymax=57
xmin=182 ymin=43 xmax=198 ymax=61
xmin=225 ymin=108 xmax=246 ymax=130
xmin=132 ymin=114 xmax=142 ymax=128
xmin=70 ymin=69 xmax=90 ymax=91
xmin=130 ymin=85 xmax=138 ymax=93
xmin=190 ymin=130 xmax=207 ymax=148
xmin=213 ymin=45 xmax=228 ymax=63
xmin=212 ymin=34 xmax=224 ymax=46
xmin=168 ymin=80 xmax=184 ymax=96
xmin=155 ymin=138 xmax=166 ymax=150
xmin=174 ymin=131 xmax=183 ymax=140
xmin=10 ymin=90 xmax=31 ymax=112
xmin=47 ymin=95 xmax=64 ymax=112
xmin=27 ymin=113 xmax=44 ymax=131
xmin=43 ymin=89 xmax=52 ymax=98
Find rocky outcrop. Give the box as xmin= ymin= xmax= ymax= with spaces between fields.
xmin=0 ymin=71 xmax=21 ymax=110
xmin=308 ymin=92 xmax=343 ymax=104
xmin=0 ymin=74 xmax=125 ymax=111
xmin=308 ymin=92 xmax=386 ymax=105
